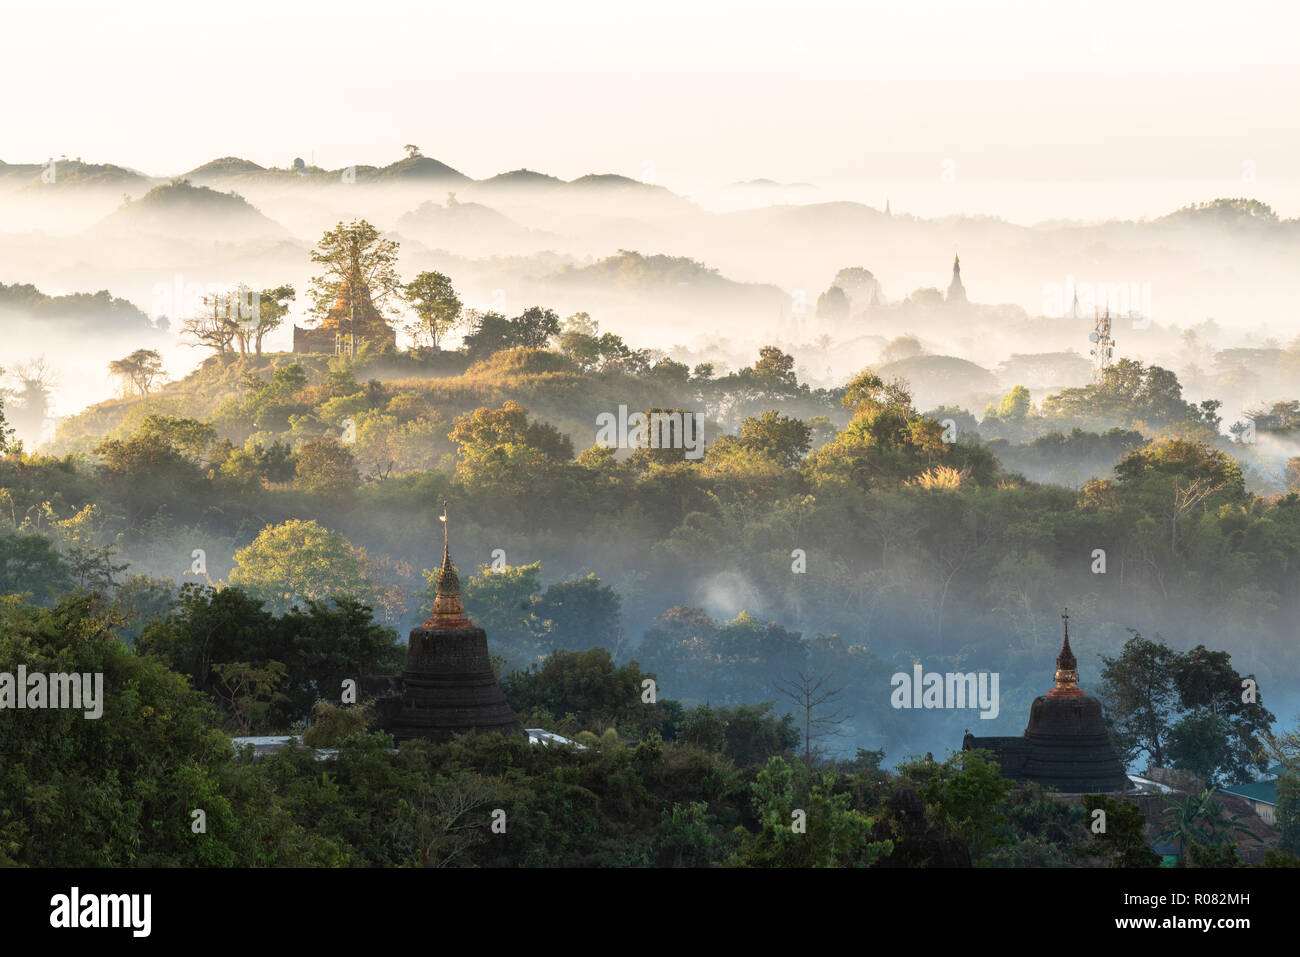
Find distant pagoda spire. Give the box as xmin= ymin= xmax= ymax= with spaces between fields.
xmin=946 ymin=253 xmax=967 ymax=303
xmin=1048 ymin=608 xmax=1085 ymax=698
xmin=426 ymin=500 xmax=472 ymax=628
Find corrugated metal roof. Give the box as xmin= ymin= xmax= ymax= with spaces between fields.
xmin=1219 ymin=779 xmax=1278 ymax=806
xmin=526 ymin=728 xmax=588 ymax=750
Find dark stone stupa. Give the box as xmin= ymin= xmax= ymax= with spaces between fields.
xmin=380 ymin=503 xmax=524 ymax=744
xmin=963 ymin=611 xmax=1129 ymax=793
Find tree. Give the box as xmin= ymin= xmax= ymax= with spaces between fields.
xmin=249 ymin=285 xmax=296 ymax=356
xmin=677 ymin=704 xmax=728 ymax=753
xmin=775 ymin=671 xmax=850 ymax=763
xmin=832 ymin=267 xmax=878 ymax=309
xmin=1081 ymin=793 xmax=1161 ymax=867
xmin=1169 ymin=645 xmax=1275 ymax=782
xmin=448 ymin=401 xmax=573 ymax=491
xmin=454 ymin=562 xmax=548 ymax=664
xmin=984 ymin=384 xmax=1032 ymax=422
xmin=133 ymin=414 xmax=218 ymax=464
xmin=677 ymin=701 xmax=799 ymax=766
xmin=404 ymin=144 xmax=422 ymax=158
xmin=0 ymin=533 xmax=72 ymax=602
xmin=404 ymin=271 xmax=462 ymax=349
xmin=558 ymin=312 xmax=603 ymax=371
xmin=910 ymin=749 xmax=1014 ymax=861
xmin=181 ymin=292 xmax=240 ymax=360
xmin=308 ymin=220 xmax=402 ymax=357
xmin=294 ymin=436 xmax=360 ymax=499
xmin=1100 ymin=634 xmax=1274 ymax=783
xmin=537 ymin=574 xmax=624 ymax=653
xmin=1158 ymin=788 xmax=1254 ymax=863
xmin=1041 ymin=358 xmax=1219 ymax=435
xmin=211 ymin=660 xmax=288 ymax=734
xmin=229 ymin=519 xmax=376 ymax=615
xmin=108 ymin=348 xmax=165 ymax=396
xmin=138 ymin=584 xmax=274 ymax=699
xmin=6 ymin=358 xmax=54 ymax=442
xmin=880 ymin=335 xmax=924 ymax=362
xmin=0 ymin=373 xmax=12 ymax=453
xmin=736 ymin=411 xmax=812 ymax=467
xmin=1099 ymin=633 xmax=1179 ymax=770
xmin=1113 ymin=439 xmax=1242 ymax=553
xmin=1286 ymin=456 xmax=1300 ymax=494
xmin=657 ymin=801 xmax=725 ymax=867
xmin=276 ymin=597 xmax=405 ymax=716
xmin=733 ymin=756 xmax=892 ymax=867
xmin=512 ymin=307 xmax=561 ymax=349
xmin=139 ymin=584 xmax=402 ymax=722
xmin=0 ymin=594 xmax=237 ymax=867
xmin=753 ymin=346 xmax=797 ymax=390
xmin=804 ymin=369 xmax=948 ymax=487
xmin=63 ymin=542 xmax=128 ymax=594
xmin=503 ymin=647 xmax=676 ymax=738
xmin=91 ymin=416 xmax=215 ymax=524
xmin=815 ymin=285 xmax=849 ymax=320
xmin=394 ymin=774 xmax=495 ymax=868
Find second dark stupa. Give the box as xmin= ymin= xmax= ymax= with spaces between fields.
xmin=963 ymin=611 xmax=1129 ymax=793
xmin=384 ymin=502 xmax=524 ymax=744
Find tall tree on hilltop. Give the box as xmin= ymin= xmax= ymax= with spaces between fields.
xmin=181 ymin=291 xmax=240 ymax=360
xmin=249 ymin=285 xmax=296 ymax=356
xmin=403 ymin=271 xmax=462 ymax=350
xmin=308 ymin=220 xmax=402 ymax=357
xmin=108 ymin=348 xmax=165 ymax=396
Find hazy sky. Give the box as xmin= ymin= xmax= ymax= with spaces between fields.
xmin=4 ymin=0 xmax=1299 ymax=219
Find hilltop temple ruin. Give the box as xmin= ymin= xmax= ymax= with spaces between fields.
xmin=293 ymin=279 xmax=397 ymax=354
xmin=962 ymin=612 xmax=1129 ymax=793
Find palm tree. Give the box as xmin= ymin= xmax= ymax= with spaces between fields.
xmin=1159 ymin=787 xmax=1254 ymax=863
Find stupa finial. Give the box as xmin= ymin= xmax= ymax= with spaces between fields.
xmin=426 ymin=499 xmax=472 ymax=628
xmin=1048 ymin=608 xmax=1084 ymax=697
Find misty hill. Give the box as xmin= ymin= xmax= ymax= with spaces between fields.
xmin=183 ymin=156 xmax=268 ymax=183
xmin=505 ymin=249 xmax=788 ymax=337
xmin=996 ymin=352 xmax=1093 ymax=390
xmin=362 ymin=154 xmax=470 ymax=185
xmin=1156 ymin=197 xmax=1300 ymax=234
xmin=0 ymin=160 xmax=46 ymax=192
xmin=557 ymin=174 xmax=698 ymax=216
xmin=875 ymin=354 xmax=1001 ymax=410
xmin=547 ymin=249 xmax=783 ymax=306
xmin=17 ymin=161 xmax=155 ymax=193
xmin=469 ymin=168 xmax=565 ymax=193
xmin=395 ymin=199 xmax=561 ymax=255
xmin=93 ymin=180 xmax=288 ymax=241
xmin=0 ymin=280 xmax=153 ymax=329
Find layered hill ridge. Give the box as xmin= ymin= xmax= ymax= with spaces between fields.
xmin=93 ymin=179 xmax=289 ymax=241
xmin=394 ymin=198 xmax=561 ymax=255
xmin=0 ymin=159 xmax=156 ymax=195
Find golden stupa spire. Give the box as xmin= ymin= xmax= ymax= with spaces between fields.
xmin=1048 ymin=608 xmax=1085 ymax=698
xmin=426 ymin=500 xmax=472 ymax=628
